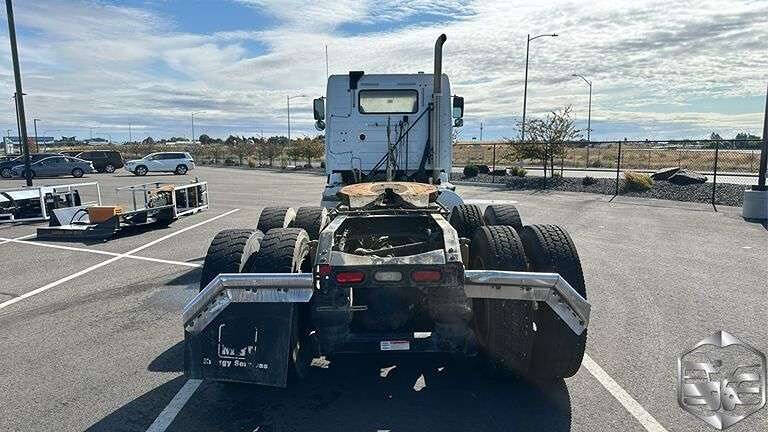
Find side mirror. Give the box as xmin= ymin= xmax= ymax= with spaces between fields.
xmin=452 ymin=95 xmax=464 ymax=119
xmin=453 ymin=118 xmax=464 ymax=127
xmin=314 ymin=120 xmax=326 ymax=131
xmin=313 ymin=97 xmax=325 ymax=121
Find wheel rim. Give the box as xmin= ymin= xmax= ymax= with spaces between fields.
xmin=1 ymin=168 xmax=10 ymax=177
xmin=105 ymin=165 xmax=114 ymax=173
xmin=73 ymin=169 xmax=83 ymax=177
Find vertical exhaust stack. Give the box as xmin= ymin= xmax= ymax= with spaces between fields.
xmin=431 ymin=34 xmax=447 ymax=183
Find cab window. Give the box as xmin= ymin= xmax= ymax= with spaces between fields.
xmin=358 ymin=89 xmax=418 ymax=114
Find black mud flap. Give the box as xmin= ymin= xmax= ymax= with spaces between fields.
xmin=184 ymin=303 xmax=295 ymax=387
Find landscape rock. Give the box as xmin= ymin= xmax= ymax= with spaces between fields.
xmin=651 ymin=167 xmax=680 ymax=180
xmin=668 ymin=169 xmax=707 ymax=185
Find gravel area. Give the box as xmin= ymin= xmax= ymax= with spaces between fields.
xmin=451 ymin=173 xmax=746 ymax=207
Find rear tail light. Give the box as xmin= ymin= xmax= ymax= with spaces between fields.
xmin=411 ymin=270 xmax=442 ymax=282
xmin=336 ymin=271 xmax=365 ymax=284
xmin=316 ymin=264 xmax=331 ymax=277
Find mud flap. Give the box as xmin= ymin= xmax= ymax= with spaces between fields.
xmin=185 ymin=303 xmax=296 ymax=387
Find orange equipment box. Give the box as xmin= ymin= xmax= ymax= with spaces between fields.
xmin=88 ymin=206 xmax=123 ymax=223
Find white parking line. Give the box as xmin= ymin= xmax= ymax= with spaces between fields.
xmin=583 ymin=354 xmax=669 ymax=432
xmin=145 ymin=379 xmax=202 ymax=432
xmin=0 ymin=209 xmax=239 ymax=310
xmin=0 ymin=233 xmax=35 ymax=245
xmin=0 ymin=237 xmax=202 ymax=268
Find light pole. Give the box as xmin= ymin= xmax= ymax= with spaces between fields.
xmin=33 ymin=118 xmax=39 ymax=151
xmin=521 ymin=33 xmax=558 ymax=142
xmin=5 ymin=0 xmax=32 ymax=185
xmin=191 ymin=112 xmax=203 ymax=143
xmin=572 ymin=74 xmax=592 ymax=141
xmin=287 ymin=94 xmax=307 ymax=143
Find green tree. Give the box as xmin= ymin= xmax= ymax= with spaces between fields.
xmin=259 ymin=136 xmax=288 ymax=166
xmin=226 ymin=135 xmax=255 ymax=165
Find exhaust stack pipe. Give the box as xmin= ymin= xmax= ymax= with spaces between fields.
xmin=431 ymin=34 xmax=447 ymax=183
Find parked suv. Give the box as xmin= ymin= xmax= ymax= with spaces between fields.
xmin=0 ymin=153 xmax=63 ymax=178
xmin=124 ymin=152 xmax=195 ymax=176
xmin=75 ymin=150 xmax=124 ymax=173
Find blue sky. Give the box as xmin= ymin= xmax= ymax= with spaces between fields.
xmin=0 ymin=0 xmax=766 ymax=143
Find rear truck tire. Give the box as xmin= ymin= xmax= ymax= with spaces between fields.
xmin=72 ymin=168 xmax=84 ymax=178
xmin=484 ymin=204 xmax=523 ymax=230
xmin=0 ymin=167 xmax=11 ymax=178
xmin=246 ymin=228 xmax=314 ymax=382
xmin=470 ymin=225 xmax=534 ymax=377
xmin=519 ymin=224 xmax=587 ymax=380
xmin=134 ymin=165 xmax=148 ymax=176
xmin=256 ymin=206 xmax=296 ymax=232
xmin=449 ymin=204 xmax=484 ymax=239
xmin=104 ymin=164 xmax=115 ymax=173
xmin=175 ymin=164 xmax=188 ymax=175
xmin=290 ymin=206 xmax=328 ymax=240
xmin=199 ymin=229 xmax=263 ymax=292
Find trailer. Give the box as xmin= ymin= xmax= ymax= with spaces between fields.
xmin=36 ymin=179 xmax=209 ymax=240
xmin=183 ymin=34 xmax=592 ymax=388
xmin=0 ymin=181 xmax=102 ymax=224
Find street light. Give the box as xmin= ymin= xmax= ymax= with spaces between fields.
xmin=287 ymin=94 xmax=307 ymax=143
xmin=191 ymin=112 xmax=203 ymax=144
xmin=521 ymin=33 xmax=558 ymax=142
xmin=33 ymin=118 xmax=39 ymax=151
xmin=572 ymin=74 xmax=592 ymax=141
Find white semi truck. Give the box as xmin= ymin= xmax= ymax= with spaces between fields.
xmin=183 ymin=34 xmax=591 ymax=388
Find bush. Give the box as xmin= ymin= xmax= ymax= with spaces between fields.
xmin=477 ymin=164 xmax=490 ymax=174
xmin=463 ymin=165 xmax=479 ymax=178
xmin=247 ymin=158 xmax=257 ymax=168
xmin=491 ymin=169 xmax=507 ymax=176
xmin=589 ymin=159 xmax=604 ymax=168
xmin=508 ymin=166 xmax=527 ymax=177
xmin=224 ymin=158 xmax=237 ymax=166
xmin=624 ymin=171 xmax=654 ymax=191
xmin=582 ymin=175 xmax=597 ymax=186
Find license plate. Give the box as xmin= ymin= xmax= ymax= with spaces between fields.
xmin=380 ymin=340 xmax=410 ymax=351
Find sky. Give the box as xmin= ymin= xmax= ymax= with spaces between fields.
xmin=0 ymin=0 xmax=766 ymax=143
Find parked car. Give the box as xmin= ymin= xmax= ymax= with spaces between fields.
xmin=11 ymin=155 xmax=94 ymax=179
xmin=124 ymin=152 xmax=195 ymax=176
xmin=0 ymin=153 xmax=63 ymax=178
xmin=75 ymin=150 xmax=124 ymax=173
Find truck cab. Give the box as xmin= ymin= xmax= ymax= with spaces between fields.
xmin=314 ymin=67 xmax=464 ymax=207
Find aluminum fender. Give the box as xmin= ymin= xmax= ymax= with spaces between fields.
xmin=183 ymin=273 xmax=313 ymax=334
xmin=463 ymin=270 xmax=590 ymax=335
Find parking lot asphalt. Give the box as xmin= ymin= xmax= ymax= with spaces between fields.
xmin=0 ymin=166 xmax=766 ymax=432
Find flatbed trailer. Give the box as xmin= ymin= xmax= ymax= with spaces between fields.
xmin=36 ymin=179 xmax=209 ymax=240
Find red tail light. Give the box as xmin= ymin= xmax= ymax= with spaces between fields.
xmin=317 ymin=264 xmax=331 ymax=277
xmin=411 ymin=270 xmax=442 ymax=282
xmin=336 ymin=271 xmax=365 ymax=284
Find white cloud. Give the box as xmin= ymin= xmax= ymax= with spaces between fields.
xmin=0 ymin=0 xmax=765 ymax=141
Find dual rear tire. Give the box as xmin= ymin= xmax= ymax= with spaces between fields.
xmin=456 ymin=203 xmax=587 ymax=380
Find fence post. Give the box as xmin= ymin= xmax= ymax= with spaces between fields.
xmin=586 ymin=146 xmax=590 ymax=168
xmin=492 ymin=142 xmax=497 ymax=183
xmin=615 ymin=138 xmax=624 ymax=195
xmin=711 ymin=139 xmax=719 ymax=211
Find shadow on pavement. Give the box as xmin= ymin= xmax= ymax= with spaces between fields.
xmin=91 ymin=348 xmax=572 ymax=432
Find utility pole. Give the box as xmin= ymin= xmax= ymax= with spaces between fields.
xmin=128 ymin=122 xmax=132 ymax=143
xmin=5 ymin=0 xmax=32 ymax=185
xmin=325 ymin=45 xmax=329 ymax=80
xmin=521 ymin=33 xmax=558 ymax=142
xmin=287 ymin=94 xmax=307 ymax=144
xmin=572 ymin=74 xmax=593 ymax=141
xmin=480 ymin=121 xmax=484 ymax=141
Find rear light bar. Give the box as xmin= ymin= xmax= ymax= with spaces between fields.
xmin=411 ymin=270 xmax=442 ymax=282
xmin=336 ymin=271 xmax=365 ymax=284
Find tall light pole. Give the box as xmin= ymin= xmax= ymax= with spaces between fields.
xmin=33 ymin=118 xmax=39 ymax=151
xmin=521 ymin=33 xmax=558 ymax=142
xmin=5 ymin=0 xmax=32 ymax=185
xmin=128 ymin=122 xmax=132 ymax=143
xmin=191 ymin=112 xmax=203 ymax=144
xmin=572 ymin=74 xmax=592 ymax=141
xmin=287 ymin=94 xmax=307 ymax=143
